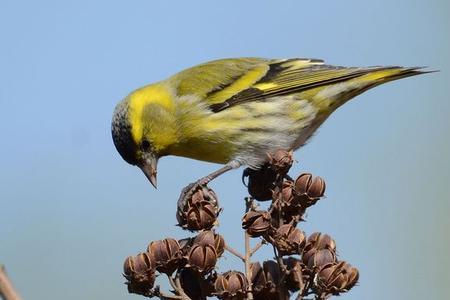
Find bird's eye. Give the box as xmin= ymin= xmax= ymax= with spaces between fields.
xmin=141 ymin=140 xmax=151 ymax=151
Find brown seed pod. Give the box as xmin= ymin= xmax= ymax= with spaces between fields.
xmin=179 ymin=268 xmax=208 ymax=300
xmin=302 ymin=232 xmax=337 ymax=273
xmin=193 ymin=230 xmax=225 ymax=257
xmin=214 ymin=270 xmax=248 ymax=299
xmin=268 ymin=149 xmax=294 ymax=175
xmin=270 ymin=180 xmax=307 ymax=227
xmin=242 ymin=210 xmax=272 ymax=237
xmin=294 ymin=173 xmax=326 ymax=206
xmin=186 ymin=243 xmax=217 ymax=273
xmin=283 ymin=257 xmax=310 ymax=293
xmin=176 ymin=186 xmax=220 ymax=231
xmin=272 ymin=224 xmax=306 ymax=255
xmin=294 ymin=173 xmax=313 ymax=195
xmin=123 ymin=253 xmax=155 ymax=296
xmin=243 ymin=165 xmax=278 ymax=201
xmin=147 ymin=238 xmax=183 ymax=274
xmin=302 ymin=248 xmax=336 ymax=272
xmin=250 ymin=260 xmax=284 ymax=299
xmin=304 ymin=232 xmax=337 ymax=253
xmin=272 ymin=180 xmax=297 ymax=206
xmin=315 ymin=261 xmax=359 ymax=296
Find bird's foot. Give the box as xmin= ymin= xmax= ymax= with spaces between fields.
xmin=177 ymin=177 xmax=211 ymax=211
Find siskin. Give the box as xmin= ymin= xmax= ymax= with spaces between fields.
xmin=111 ymin=57 xmax=429 ymax=197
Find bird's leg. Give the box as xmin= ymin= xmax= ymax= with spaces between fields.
xmin=177 ymin=161 xmax=240 ymax=210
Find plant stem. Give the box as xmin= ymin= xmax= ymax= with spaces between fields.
xmin=0 ymin=265 xmax=21 ymax=300
xmin=244 ymin=231 xmax=254 ymax=300
xmin=270 ymin=174 xmax=290 ymax=300
xmin=167 ymin=275 xmax=191 ymax=300
xmin=250 ymin=240 xmax=265 ymax=256
xmin=224 ymin=244 xmax=245 ymax=261
xmin=244 ymin=197 xmax=254 ymax=300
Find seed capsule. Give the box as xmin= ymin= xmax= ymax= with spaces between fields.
xmin=177 ymin=185 xmax=220 ymax=231
xmin=179 ymin=268 xmax=209 ymax=300
xmin=294 ymin=173 xmax=326 ymax=207
xmin=268 ymin=149 xmax=294 ymax=175
xmin=123 ymin=253 xmax=155 ymax=296
xmin=283 ymin=257 xmax=309 ymax=293
xmin=273 ymin=224 xmax=306 ymax=255
xmin=250 ymin=260 xmax=284 ymax=299
xmin=214 ymin=270 xmax=248 ymax=299
xmin=186 ymin=243 xmax=217 ymax=273
xmin=303 ymin=248 xmax=336 ymax=272
xmin=242 ymin=210 xmax=272 ymax=237
xmin=302 ymin=232 xmax=337 ymax=273
xmin=193 ymin=230 xmax=225 ymax=257
xmin=147 ymin=238 xmax=183 ymax=274
xmin=316 ymin=261 xmax=359 ymax=295
xmin=304 ymin=232 xmax=336 ymax=252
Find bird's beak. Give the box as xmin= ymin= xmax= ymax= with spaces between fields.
xmin=139 ymin=153 xmax=158 ymax=188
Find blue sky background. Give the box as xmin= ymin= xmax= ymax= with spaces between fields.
xmin=1 ymin=0 xmax=449 ymax=299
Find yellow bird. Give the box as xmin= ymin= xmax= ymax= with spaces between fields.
xmin=111 ymin=57 xmax=429 ymax=197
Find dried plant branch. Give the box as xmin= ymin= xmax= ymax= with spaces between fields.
xmin=148 ymin=286 xmax=183 ymax=300
xmin=273 ymin=246 xmax=288 ymax=300
xmin=122 ymin=149 xmax=360 ymax=300
xmin=174 ymin=275 xmax=192 ymax=300
xmin=224 ymin=244 xmax=245 ymax=261
xmin=244 ymin=197 xmax=255 ymax=300
xmin=166 ymin=275 xmax=191 ymax=300
xmin=0 ymin=265 xmax=22 ymax=300
xmin=250 ymin=240 xmax=265 ymax=256
xmin=244 ymin=231 xmax=254 ymax=300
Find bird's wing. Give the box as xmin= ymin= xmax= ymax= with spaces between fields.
xmin=169 ymin=58 xmax=423 ymax=112
xmin=169 ymin=58 xmax=272 ymax=99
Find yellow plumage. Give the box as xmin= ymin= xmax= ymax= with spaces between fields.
xmin=111 ymin=57 xmax=429 ymax=188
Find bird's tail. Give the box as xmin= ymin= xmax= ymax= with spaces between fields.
xmin=357 ymin=66 xmax=432 ymax=85
xmin=332 ymin=66 xmax=434 ymax=103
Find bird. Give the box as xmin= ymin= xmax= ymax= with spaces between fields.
xmin=111 ymin=57 xmax=429 ymax=201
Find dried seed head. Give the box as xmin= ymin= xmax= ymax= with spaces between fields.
xmin=283 ymin=257 xmax=309 ymax=293
xmin=294 ymin=173 xmax=326 ymax=206
xmin=295 ymin=173 xmax=312 ymax=195
xmin=303 ymin=248 xmax=336 ymax=272
xmin=310 ymin=177 xmax=326 ymax=198
xmin=272 ymin=180 xmax=296 ymax=206
xmin=316 ymin=261 xmax=359 ymax=295
xmin=147 ymin=238 xmax=183 ymax=274
xmin=251 ymin=260 xmax=284 ymax=298
xmin=271 ymin=180 xmax=308 ymax=227
xmin=177 ymin=186 xmax=220 ymax=231
xmin=243 ymin=165 xmax=277 ymax=201
xmin=242 ymin=210 xmax=272 ymax=237
xmin=302 ymin=232 xmax=337 ymax=273
xmin=193 ymin=230 xmax=225 ymax=257
xmin=214 ymin=270 xmax=248 ymax=299
xmin=268 ymin=149 xmax=294 ymax=175
xmin=186 ymin=243 xmax=217 ymax=273
xmin=304 ymin=232 xmax=337 ymax=253
xmin=273 ymin=224 xmax=306 ymax=255
xmin=123 ymin=253 xmax=155 ymax=296
xmin=179 ymin=268 xmax=208 ymax=300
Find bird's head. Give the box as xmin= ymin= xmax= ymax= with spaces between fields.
xmin=111 ymin=86 xmax=177 ymax=188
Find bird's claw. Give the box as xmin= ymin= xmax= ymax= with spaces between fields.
xmin=177 ymin=182 xmax=196 ymax=211
xmin=177 ymin=178 xmax=211 ymax=211
xmin=177 ymin=173 xmax=217 ymax=210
